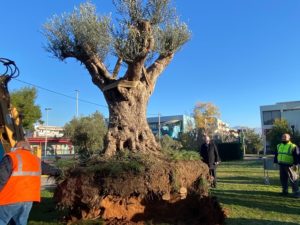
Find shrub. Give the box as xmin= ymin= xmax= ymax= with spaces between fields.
xmin=217 ymin=143 xmax=243 ymax=161
xmin=160 ymin=135 xmax=182 ymax=151
xmin=168 ymin=149 xmax=201 ymax=161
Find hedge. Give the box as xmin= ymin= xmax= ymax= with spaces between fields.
xmin=217 ymin=143 xmax=243 ymax=161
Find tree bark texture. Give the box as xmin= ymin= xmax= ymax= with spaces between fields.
xmin=103 ymin=81 xmax=159 ymax=157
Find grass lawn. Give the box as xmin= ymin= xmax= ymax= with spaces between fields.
xmin=28 ymin=189 xmax=65 ymax=225
xmin=28 ymin=158 xmax=300 ymax=224
xmin=211 ymin=159 xmax=300 ymax=225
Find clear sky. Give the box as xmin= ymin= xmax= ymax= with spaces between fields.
xmin=1 ymin=0 xmax=300 ymax=128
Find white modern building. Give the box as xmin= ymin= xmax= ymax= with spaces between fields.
xmin=212 ymin=118 xmax=230 ymax=136
xmin=260 ymin=101 xmax=300 ymax=153
xmin=147 ymin=114 xmax=231 ymax=140
xmin=147 ymin=115 xmax=195 ymax=139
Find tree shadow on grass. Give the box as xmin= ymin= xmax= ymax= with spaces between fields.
xmin=221 ymin=160 xmax=262 ymax=168
xmin=29 ymin=196 xmax=64 ymax=224
xmin=212 ymin=189 xmax=300 ymax=216
xmin=218 ymin=176 xmax=280 ymax=186
xmin=226 ymin=218 xmax=300 ymax=225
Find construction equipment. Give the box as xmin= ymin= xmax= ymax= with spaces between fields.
xmin=0 ymin=58 xmax=27 ymax=158
xmin=0 ymin=58 xmax=60 ymax=176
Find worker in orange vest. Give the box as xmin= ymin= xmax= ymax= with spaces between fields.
xmin=0 ymin=140 xmax=41 ymax=225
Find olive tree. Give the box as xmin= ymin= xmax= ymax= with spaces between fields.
xmin=64 ymin=111 xmax=107 ymax=159
xmin=43 ymin=0 xmax=190 ymax=157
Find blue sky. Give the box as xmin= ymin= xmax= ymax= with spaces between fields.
xmin=1 ymin=0 xmax=300 ymax=128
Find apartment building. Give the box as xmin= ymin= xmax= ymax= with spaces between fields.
xmin=260 ymin=101 xmax=300 ymax=153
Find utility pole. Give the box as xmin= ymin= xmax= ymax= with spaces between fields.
xmin=242 ymin=128 xmax=246 ymax=156
xmin=44 ymin=107 xmax=52 ymax=159
xmin=75 ymin=90 xmax=79 ymax=117
xmin=158 ymin=113 xmax=161 ymax=141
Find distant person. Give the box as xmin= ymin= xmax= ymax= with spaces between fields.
xmin=274 ymin=133 xmax=300 ymax=198
xmin=0 ymin=140 xmax=41 ymax=225
xmin=199 ymin=135 xmax=221 ymax=188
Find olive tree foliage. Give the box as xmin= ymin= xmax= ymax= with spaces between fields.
xmin=43 ymin=0 xmax=191 ymax=157
xmin=160 ymin=134 xmax=182 ymax=152
xmin=10 ymin=87 xmax=42 ymax=131
xmin=64 ymin=111 xmax=107 ymax=159
xmin=43 ymin=0 xmax=190 ymax=72
xmin=266 ymin=119 xmax=292 ymax=153
xmin=112 ymin=0 xmax=190 ymax=63
xmin=43 ymin=3 xmax=111 ymax=62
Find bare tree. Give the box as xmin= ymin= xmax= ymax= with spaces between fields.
xmin=43 ymin=0 xmax=191 ymax=157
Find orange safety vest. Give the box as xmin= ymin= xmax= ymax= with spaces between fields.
xmin=0 ymin=149 xmax=41 ymax=205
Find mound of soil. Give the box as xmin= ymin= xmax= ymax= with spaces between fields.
xmin=54 ymin=156 xmax=226 ymax=225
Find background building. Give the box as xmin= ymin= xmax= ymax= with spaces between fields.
xmin=147 ymin=114 xmax=233 ymax=141
xmin=33 ymin=125 xmax=64 ymax=138
xmin=260 ymin=101 xmax=300 ymax=153
xmin=208 ymin=117 xmax=231 ymax=141
xmin=28 ymin=124 xmax=74 ymax=158
xmin=147 ymin=115 xmax=195 ymax=139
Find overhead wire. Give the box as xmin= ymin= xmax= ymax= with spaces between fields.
xmin=13 ymin=78 xmax=108 ymax=108
xmin=10 ymin=77 xmax=163 ymax=116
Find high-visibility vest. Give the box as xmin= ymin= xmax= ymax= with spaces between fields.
xmin=0 ymin=149 xmax=41 ymax=205
xmin=277 ymin=142 xmax=297 ymax=166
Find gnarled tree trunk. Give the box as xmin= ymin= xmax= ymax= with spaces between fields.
xmin=104 ymin=81 xmax=159 ymax=157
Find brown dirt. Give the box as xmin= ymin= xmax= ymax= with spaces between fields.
xmin=101 ymin=194 xmax=225 ymax=225
xmin=54 ymin=157 xmax=226 ymax=225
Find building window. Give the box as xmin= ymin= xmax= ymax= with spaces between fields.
xmin=149 ymin=123 xmax=158 ymax=130
xmin=263 ymin=110 xmax=281 ymax=125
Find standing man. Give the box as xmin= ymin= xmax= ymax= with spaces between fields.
xmin=199 ymin=135 xmax=221 ymax=188
xmin=0 ymin=140 xmax=41 ymax=225
xmin=274 ymin=133 xmax=300 ymax=198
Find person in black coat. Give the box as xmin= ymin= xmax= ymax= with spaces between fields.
xmin=199 ymin=135 xmax=221 ymax=188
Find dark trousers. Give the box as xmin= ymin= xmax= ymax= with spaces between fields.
xmin=209 ymin=168 xmax=217 ymax=187
xmin=279 ymin=165 xmax=299 ymax=194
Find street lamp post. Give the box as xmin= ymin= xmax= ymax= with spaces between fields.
xmin=291 ymin=125 xmax=295 ymax=138
xmin=158 ymin=113 xmax=161 ymax=142
xmin=44 ymin=108 xmax=52 ymax=159
xmin=238 ymin=128 xmax=246 ymax=157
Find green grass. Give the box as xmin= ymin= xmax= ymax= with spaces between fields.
xmin=211 ymin=159 xmax=300 ymax=225
xmin=28 ymin=190 xmax=64 ymax=225
xmin=29 ymin=189 xmax=104 ymax=225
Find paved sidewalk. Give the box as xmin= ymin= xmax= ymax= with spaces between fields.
xmin=41 ymin=175 xmax=56 ymax=190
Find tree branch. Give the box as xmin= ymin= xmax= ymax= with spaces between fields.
xmin=112 ymin=57 xmax=123 ymax=79
xmin=124 ymin=60 xmax=145 ymax=81
xmin=146 ymin=53 xmax=174 ymax=91
xmin=81 ymin=55 xmax=114 ymax=90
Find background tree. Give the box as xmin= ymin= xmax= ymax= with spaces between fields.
xmin=193 ymin=102 xmax=221 ymax=137
xmin=160 ymin=134 xmax=182 ymax=152
xmin=243 ymin=128 xmax=263 ymax=154
xmin=266 ymin=118 xmax=292 ymax=153
xmin=43 ymin=1 xmax=190 ymax=157
xmin=64 ymin=111 xmax=107 ymax=160
xmin=10 ymin=87 xmax=42 ymax=131
xmin=178 ymin=130 xmax=199 ymax=151
xmin=221 ymin=131 xmax=238 ymax=143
